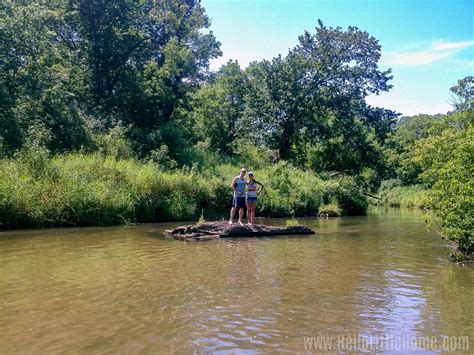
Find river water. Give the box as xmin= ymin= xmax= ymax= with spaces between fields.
xmin=1 ymin=208 xmax=473 ymax=353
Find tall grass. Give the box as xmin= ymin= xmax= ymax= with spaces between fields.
xmin=0 ymin=152 xmax=368 ymax=229
xmin=376 ymin=180 xmax=429 ymax=208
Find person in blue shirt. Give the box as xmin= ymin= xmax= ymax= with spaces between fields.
xmin=229 ymin=168 xmax=247 ymax=225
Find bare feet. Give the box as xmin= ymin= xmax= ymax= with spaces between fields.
xmin=229 ymin=220 xmax=233 ymax=224
xmin=247 ymin=222 xmax=253 ymax=226
xmin=238 ymin=220 xmax=243 ymax=225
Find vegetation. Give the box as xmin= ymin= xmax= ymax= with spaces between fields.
xmin=1 ymin=2 xmax=472 ymax=258
xmin=414 ymin=116 xmax=473 ymax=257
xmin=0 ymin=151 xmax=367 ymax=229
xmin=381 ymin=89 xmax=473 ymax=258
xmin=285 ymin=218 xmax=301 ymax=227
xmin=377 ymin=181 xmax=429 ymax=208
xmin=197 ymin=210 xmax=206 ymax=225
xmin=318 ymin=203 xmax=342 ymax=217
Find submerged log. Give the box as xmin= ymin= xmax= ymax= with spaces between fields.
xmin=165 ymin=221 xmax=315 ymax=241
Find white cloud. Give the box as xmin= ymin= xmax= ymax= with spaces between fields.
xmin=367 ymin=93 xmax=452 ymax=116
xmin=432 ymin=40 xmax=474 ymax=50
xmin=384 ymin=40 xmax=474 ymax=67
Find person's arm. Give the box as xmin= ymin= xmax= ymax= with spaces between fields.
xmin=230 ymin=177 xmax=237 ymax=190
xmin=256 ymin=180 xmax=264 ymax=194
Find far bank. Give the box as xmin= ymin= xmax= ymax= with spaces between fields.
xmin=0 ymin=152 xmax=367 ymax=230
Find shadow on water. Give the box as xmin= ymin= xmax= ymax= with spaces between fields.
xmin=0 ymin=208 xmax=472 ymax=353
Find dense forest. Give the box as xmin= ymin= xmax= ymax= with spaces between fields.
xmin=1 ymin=1 xmax=472 ymax=258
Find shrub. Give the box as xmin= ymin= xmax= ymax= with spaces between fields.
xmin=377 ymin=183 xmax=429 ymax=208
xmin=334 ymin=176 xmax=368 ymax=215
xmin=416 ymin=125 xmax=473 ymax=258
xmin=318 ymin=203 xmax=341 ymax=217
xmin=0 ymin=153 xmax=369 ymax=229
xmin=285 ymin=217 xmax=300 ymax=227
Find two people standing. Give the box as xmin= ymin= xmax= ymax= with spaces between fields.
xmin=229 ymin=168 xmax=264 ymax=225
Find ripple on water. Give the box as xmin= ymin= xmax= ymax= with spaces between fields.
xmin=1 ymin=213 xmax=473 ymax=353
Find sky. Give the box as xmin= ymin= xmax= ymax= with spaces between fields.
xmin=201 ymin=0 xmax=474 ymax=116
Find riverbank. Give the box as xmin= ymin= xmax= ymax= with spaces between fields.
xmin=0 ymin=152 xmax=367 ymax=230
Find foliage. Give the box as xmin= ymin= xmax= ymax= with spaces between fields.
xmin=237 ymin=21 xmax=397 ymax=172
xmin=1 ymin=0 xmax=220 ymax=156
xmin=413 ymin=120 xmax=473 ymax=257
xmin=197 ymin=210 xmax=206 ymax=225
xmin=381 ymin=106 xmax=473 ymax=257
xmin=2 ymin=3 xmax=397 ymax=179
xmin=318 ymin=203 xmax=341 ymax=217
xmin=285 ymin=217 xmax=300 ymax=227
xmin=450 ymin=76 xmax=473 ymax=112
xmin=0 ymin=153 xmax=369 ymax=229
xmin=191 ymin=61 xmax=250 ymax=154
xmin=1 ymin=3 xmax=91 ymax=153
xmin=334 ymin=176 xmax=369 ymax=215
xmin=383 ymin=114 xmax=440 ymax=185
xmin=377 ymin=181 xmax=429 ymax=208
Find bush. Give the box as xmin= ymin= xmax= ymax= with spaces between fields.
xmin=0 ymin=153 xmax=369 ymax=229
xmin=415 ymin=124 xmax=473 ymax=258
xmin=285 ymin=217 xmax=300 ymax=227
xmin=318 ymin=203 xmax=341 ymax=217
xmin=377 ymin=182 xmax=429 ymax=208
xmin=333 ymin=176 xmax=368 ymax=215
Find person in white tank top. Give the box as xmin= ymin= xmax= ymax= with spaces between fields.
xmin=246 ymin=172 xmax=264 ymax=225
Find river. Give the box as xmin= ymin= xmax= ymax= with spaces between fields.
xmin=1 ymin=208 xmax=472 ymax=353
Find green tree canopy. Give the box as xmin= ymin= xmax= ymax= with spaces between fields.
xmin=1 ymin=0 xmax=221 ymax=156
xmin=238 ymin=21 xmax=397 ymax=172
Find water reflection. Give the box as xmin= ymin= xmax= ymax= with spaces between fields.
xmin=0 ymin=209 xmax=472 ymax=353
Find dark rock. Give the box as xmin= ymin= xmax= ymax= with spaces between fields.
xmin=165 ymin=221 xmax=315 ymax=241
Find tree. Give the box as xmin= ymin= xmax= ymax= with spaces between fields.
xmin=192 ymin=60 xmax=249 ymax=154
xmin=413 ymin=112 xmax=473 ymax=257
xmin=1 ymin=2 xmax=90 ymax=153
xmin=384 ymin=114 xmax=440 ymax=185
xmin=74 ymin=0 xmax=221 ymax=155
xmin=240 ymin=21 xmax=396 ymax=172
xmin=450 ymin=76 xmax=473 ymax=112
xmin=1 ymin=0 xmax=221 ymax=157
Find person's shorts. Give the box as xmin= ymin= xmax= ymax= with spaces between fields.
xmin=246 ymin=196 xmax=258 ymax=203
xmin=232 ymin=196 xmax=246 ymax=208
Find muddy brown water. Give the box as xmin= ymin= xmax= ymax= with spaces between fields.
xmin=1 ymin=208 xmax=473 ymax=353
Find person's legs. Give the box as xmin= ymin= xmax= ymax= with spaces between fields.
xmin=236 ymin=197 xmax=246 ymax=224
xmin=247 ymin=199 xmax=256 ymax=224
xmin=247 ymin=203 xmax=252 ymax=224
xmin=252 ymin=203 xmax=256 ymax=224
xmin=252 ymin=202 xmax=256 ymax=224
xmin=238 ymin=207 xmax=244 ymax=224
xmin=229 ymin=206 xmax=236 ymax=224
xmin=229 ymin=197 xmax=238 ymax=224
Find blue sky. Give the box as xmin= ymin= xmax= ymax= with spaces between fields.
xmin=202 ymin=0 xmax=474 ymax=116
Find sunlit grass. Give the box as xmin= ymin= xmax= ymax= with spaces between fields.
xmin=0 ymin=152 xmax=368 ymax=229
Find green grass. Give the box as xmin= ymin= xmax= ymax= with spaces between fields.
xmin=285 ymin=217 xmax=300 ymax=227
xmin=197 ymin=210 xmax=206 ymax=225
xmin=0 ymin=152 xmax=368 ymax=229
xmin=377 ymin=181 xmax=429 ymax=208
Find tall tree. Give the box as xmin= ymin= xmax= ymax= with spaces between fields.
xmin=450 ymin=76 xmax=473 ymax=112
xmin=192 ymin=60 xmax=249 ymax=154
xmin=241 ymin=21 xmax=396 ymax=172
xmin=1 ymin=0 xmax=221 ymax=157
xmin=74 ymin=0 xmax=221 ymax=154
xmin=1 ymin=2 xmax=90 ymax=153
